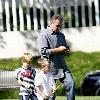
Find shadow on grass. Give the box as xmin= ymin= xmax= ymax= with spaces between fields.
xmin=0 ymin=88 xmax=19 ymax=99
xmin=56 ymin=86 xmax=81 ymax=96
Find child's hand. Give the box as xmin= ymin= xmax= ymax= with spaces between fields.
xmin=43 ymin=95 xmax=48 ymax=100
xmin=42 ymin=94 xmax=48 ymax=100
xmin=52 ymin=85 xmax=56 ymax=93
xmin=30 ymin=84 xmax=34 ymax=88
xmin=23 ymin=82 xmax=31 ymax=88
xmin=52 ymin=89 xmax=56 ymax=94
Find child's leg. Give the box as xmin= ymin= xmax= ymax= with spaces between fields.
xmin=20 ymin=95 xmax=29 ymax=100
xmin=30 ymin=92 xmax=38 ymax=100
xmin=49 ymin=94 xmax=56 ymax=100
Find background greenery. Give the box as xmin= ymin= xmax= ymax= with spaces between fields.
xmin=0 ymin=51 xmax=100 ymax=98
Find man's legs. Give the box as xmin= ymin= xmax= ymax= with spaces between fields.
xmin=63 ymin=72 xmax=75 ymax=100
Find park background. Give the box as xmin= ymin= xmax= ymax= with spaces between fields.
xmin=0 ymin=0 xmax=100 ymax=99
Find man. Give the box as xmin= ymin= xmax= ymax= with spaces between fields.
xmin=37 ymin=15 xmax=75 ymax=100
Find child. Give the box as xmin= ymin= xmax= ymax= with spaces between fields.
xmin=16 ymin=53 xmax=37 ymax=100
xmin=35 ymin=58 xmax=56 ymax=100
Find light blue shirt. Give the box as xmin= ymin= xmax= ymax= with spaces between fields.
xmin=37 ymin=27 xmax=70 ymax=73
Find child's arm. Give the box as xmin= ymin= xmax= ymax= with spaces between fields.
xmin=16 ymin=69 xmax=31 ymax=88
xmin=17 ymin=79 xmax=33 ymax=89
xmin=35 ymin=86 xmax=48 ymax=100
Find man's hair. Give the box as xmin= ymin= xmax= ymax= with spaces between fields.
xmin=51 ymin=15 xmax=63 ymax=22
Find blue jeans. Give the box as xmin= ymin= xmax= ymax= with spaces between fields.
xmin=54 ymin=71 xmax=75 ymax=100
xmin=62 ymin=72 xmax=75 ymax=100
xmin=20 ymin=92 xmax=38 ymax=100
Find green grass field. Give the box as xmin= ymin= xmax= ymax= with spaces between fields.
xmin=0 ymin=52 xmax=100 ymax=98
xmin=56 ymin=96 xmax=100 ymax=100
xmin=1 ymin=96 xmax=100 ymax=100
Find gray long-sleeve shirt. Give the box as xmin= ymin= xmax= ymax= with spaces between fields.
xmin=37 ymin=27 xmax=70 ymax=73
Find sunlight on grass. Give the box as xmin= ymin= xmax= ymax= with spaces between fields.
xmin=0 ymin=52 xmax=100 ymax=97
xmin=56 ymin=96 xmax=100 ymax=100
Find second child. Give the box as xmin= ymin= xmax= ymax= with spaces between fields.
xmin=35 ymin=58 xmax=56 ymax=100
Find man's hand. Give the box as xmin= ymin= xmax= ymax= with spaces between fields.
xmin=64 ymin=46 xmax=70 ymax=55
xmin=58 ymin=46 xmax=67 ymax=52
xmin=51 ymin=46 xmax=69 ymax=54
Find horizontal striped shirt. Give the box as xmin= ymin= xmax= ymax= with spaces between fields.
xmin=16 ymin=66 xmax=36 ymax=95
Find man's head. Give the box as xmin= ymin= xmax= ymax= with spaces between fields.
xmin=50 ymin=15 xmax=63 ymax=32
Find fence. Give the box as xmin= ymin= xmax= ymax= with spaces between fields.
xmin=0 ymin=68 xmax=40 ymax=89
xmin=0 ymin=70 xmax=19 ymax=89
xmin=0 ymin=0 xmax=100 ymax=32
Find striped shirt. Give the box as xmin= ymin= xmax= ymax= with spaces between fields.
xmin=16 ymin=66 xmax=36 ymax=95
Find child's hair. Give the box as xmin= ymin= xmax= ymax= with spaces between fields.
xmin=37 ymin=58 xmax=50 ymax=69
xmin=51 ymin=15 xmax=63 ymax=22
xmin=21 ymin=53 xmax=33 ymax=63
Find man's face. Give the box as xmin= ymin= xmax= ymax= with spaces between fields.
xmin=51 ymin=19 xmax=63 ymax=32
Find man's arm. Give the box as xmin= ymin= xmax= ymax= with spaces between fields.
xmin=37 ymin=34 xmax=52 ymax=58
xmin=51 ymin=46 xmax=68 ymax=54
xmin=38 ymin=34 xmax=69 ymax=58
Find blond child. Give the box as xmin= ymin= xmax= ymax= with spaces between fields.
xmin=35 ymin=58 xmax=56 ymax=100
xmin=16 ymin=53 xmax=37 ymax=100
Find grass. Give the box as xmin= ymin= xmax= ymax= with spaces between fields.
xmin=65 ymin=52 xmax=100 ymax=95
xmin=0 ymin=52 xmax=100 ymax=98
xmin=56 ymin=96 xmax=100 ymax=100
xmin=0 ymin=89 xmax=19 ymax=99
xmin=1 ymin=96 xmax=100 ymax=100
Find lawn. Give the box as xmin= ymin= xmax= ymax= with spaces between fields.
xmin=0 ymin=52 xmax=100 ymax=97
xmin=1 ymin=96 xmax=100 ymax=100
xmin=56 ymin=96 xmax=100 ymax=100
